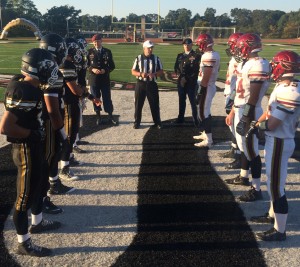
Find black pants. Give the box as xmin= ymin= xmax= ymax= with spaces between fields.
xmin=90 ymin=83 xmax=113 ymax=114
xmin=12 ymin=142 xmax=44 ymax=235
xmin=177 ymin=82 xmax=198 ymax=123
xmin=134 ymin=80 xmax=161 ymax=125
xmin=63 ymin=101 xmax=80 ymax=160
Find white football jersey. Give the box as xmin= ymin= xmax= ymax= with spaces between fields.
xmin=234 ymin=57 xmax=270 ymax=107
xmin=224 ymin=57 xmax=239 ymax=96
xmin=266 ymin=80 xmax=300 ymax=139
xmin=198 ymin=50 xmax=220 ymax=86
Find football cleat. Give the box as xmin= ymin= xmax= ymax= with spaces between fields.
xmin=17 ymin=238 xmax=51 ymax=257
xmin=225 ymin=175 xmax=250 ymax=186
xmin=256 ymin=227 xmax=286 ymax=241
xmin=238 ymin=186 xmax=263 ymax=202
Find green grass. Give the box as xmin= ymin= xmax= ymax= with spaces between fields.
xmin=1 ymin=39 xmax=299 ymax=101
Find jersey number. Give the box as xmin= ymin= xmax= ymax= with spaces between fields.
xmin=236 ymin=78 xmax=245 ymax=99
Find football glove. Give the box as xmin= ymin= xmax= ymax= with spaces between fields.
xmin=245 ymin=121 xmax=258 ymax=139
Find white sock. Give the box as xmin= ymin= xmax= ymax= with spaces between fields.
xmin=206 ymin=133 xmax=213 ymax=143
xmin=274 ymin=213 xmax=288 ymax=233
xmin=74 ymin=133 xmax=79 ymax=146
xmin=31 ymin=213 xmax=42 ymax=226
xmin=232 ymin=143 xmax=238 ymax=149
xmin=240 ymin=169 xmax=249 ymax=178
xmin=268 ymin=202 xmax=274 ymax=218
xmin=17 ymin=233 xmax=30 ymax=243
xmin=251 ymin=178 xmax=261 ymax=191
xmin=61 ymin=160 xmax=69 ymax=168
xmin=49 ymin=175 xmax=58 ymax=182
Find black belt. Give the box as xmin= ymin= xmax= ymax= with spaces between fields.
xmin=7 ymin=137 xmax=27 ymax=144
xmin=137 ymin=80 xmax=155 ymax=83
xmin=234 ymin=105 xmax=245 ymax=108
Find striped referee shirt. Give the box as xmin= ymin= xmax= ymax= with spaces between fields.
xmin=132 ymin=54 xmax=163 ymax=82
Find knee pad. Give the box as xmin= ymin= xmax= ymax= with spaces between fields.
xmin=273 ymin=195 xmax=288 ymax=214
xmin=250 ymin=155 xmax=262 ymax=178
xmin=202 ymin=115 xmax=212 ymax=133
xmin=240 ymin=152 xmax=250 ymax=170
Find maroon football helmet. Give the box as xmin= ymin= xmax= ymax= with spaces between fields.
xmin=234 ymin=33 xmax=262 ymax=62
xmin=271 ymin=50 xmax=300 ymax=81
xmin=196 ymin=33 xmax=214 ymax=53
xmin=226 ymin=32 xmax=243 ymax=57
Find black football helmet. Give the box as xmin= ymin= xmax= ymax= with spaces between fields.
xmin=76 ymin=36 xmax=88 ymax=51
xmin=65 ymin=37 xmax=83 ymax=65
xmin=39 ymin=33 xmax=67 ymax=66
xmin=21 ymin=48 xmax=59 ymax=86
xmin=76 ymin=36 xmax=88 ymax=68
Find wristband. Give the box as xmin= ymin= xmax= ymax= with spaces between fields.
xmin=258 ymin=120 xmax=269 ymax=131
xmin=242 ymin=103 xmax=255 ymax=117
xmin=198 ymin=85 xmax=207 ymax=95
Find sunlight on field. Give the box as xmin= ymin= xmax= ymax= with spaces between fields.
xmin=0 ymin=38 xmax=299 ymax=100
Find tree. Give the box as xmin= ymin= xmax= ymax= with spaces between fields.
xmin=214 ymin=14 xmax=232 ymax=27
xmin=280 ymin=10 xmax=300 ymax=38
xmin=204 ymin=8 xmax=216 ymax=25
xmin=175 ymin=8 xmax=192 ymax=33
xmin=230 ymin=8 xmax=253 ymax=29
xmin=42 ymin=5 xmax=81 ymax=36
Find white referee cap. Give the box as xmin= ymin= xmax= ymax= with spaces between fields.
xmin=143 ymin=40 xmax=154 ymax=48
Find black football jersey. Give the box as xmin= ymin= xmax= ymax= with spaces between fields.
xmin=60 ymin=60 xmax=79 ymax=104
xmin=42 ymin=71 xmax=64 ymax=120
xmin=5 ymin=74 xmax=44 ymax=133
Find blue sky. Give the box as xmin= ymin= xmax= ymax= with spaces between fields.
xmin=32 ymin=0 xmax=297 ymax=18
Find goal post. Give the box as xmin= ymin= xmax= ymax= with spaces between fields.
xmin=191 ymin=27 xmax=236 ymax=42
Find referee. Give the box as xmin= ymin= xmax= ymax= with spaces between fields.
xmin=131 ymin=40 xmax=164 ymax=129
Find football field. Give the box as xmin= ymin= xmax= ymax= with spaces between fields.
xmin=0 ymin=38 xmax=299 ymax=99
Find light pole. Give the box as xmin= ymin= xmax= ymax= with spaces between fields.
xmin=66 ymin=17 xmax=71 ymax=37
xmin=0 ymin=0 xmax=3 ymax=31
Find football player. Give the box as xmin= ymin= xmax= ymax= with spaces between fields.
xmin=219 ymin=32 xmax=243 ymax=170
xmin=73 ymin=35 xmax=89 ymax=153
xmin=0 ymin=48 xmax=60 ymax=256
xmin=248 ymin=50 xmax=300 ymax=241
xmin=39 ymin=33 xmax=76 ymax=199
xmin=60 ymin=37 xmax=101 ymax=181
xmin=193 ymin=33 xmax=220 ymax=148
xmin=225 ymin=33 xmax=271 ymax=202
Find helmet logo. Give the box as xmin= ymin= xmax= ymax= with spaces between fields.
xmin=48 ymin=65 xmax=59 ymax=85
xmin=38 ymin=59 xmax=58 ymax=85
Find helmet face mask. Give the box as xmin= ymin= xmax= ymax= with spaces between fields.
xmin=196 ymin=33 xmax=214 ymax=53
xmin=225 ymin=32 xmax=243 ymax=57
xmin=234 ymin=33 xmax=262 ymax=63
xmin=21 ymin=48 xmax=59 ymax=87
xmin=271 ymin=50 xmax=300 ymax=82
xmin=39 ymin=33 xmax=67 ymax=66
